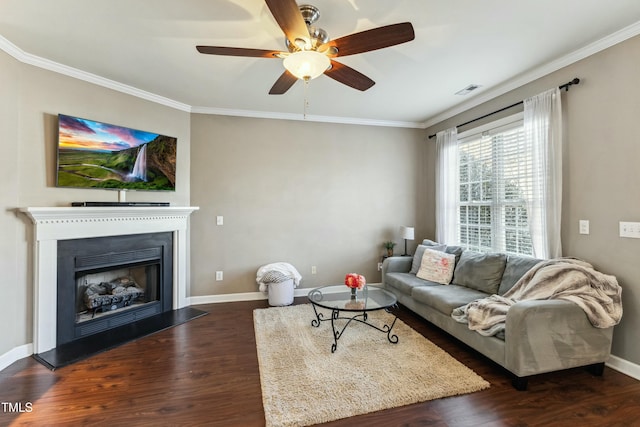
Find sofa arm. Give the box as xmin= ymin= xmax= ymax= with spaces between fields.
xmin=382 ymin=256 xmax=412 ymax=274
xmin=504 ymin=299 xmax=614 ymax=377
xmin=381 ymin=256 xmax=413 ymax=285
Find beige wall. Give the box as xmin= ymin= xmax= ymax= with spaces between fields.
xmin=0 ymin=49 xmax=191 ymax=357
xmin=0 ymin=45 xmax=25 ymax=357
xmin=17 ymin=66 xmax=191 ymax=207
xmin=424 ymin=34 xmax=640 ymax=365
xmin=190 ymin=115 xmax=426 ymax=295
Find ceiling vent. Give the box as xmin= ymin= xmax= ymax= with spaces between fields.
xmin=455 ymin=84 xmax=481 ymax=95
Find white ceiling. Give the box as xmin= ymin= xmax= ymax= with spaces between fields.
xmin=2 ymin=0 xmax=640 ymax=127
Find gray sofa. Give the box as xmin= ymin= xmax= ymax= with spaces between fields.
xmin=382 ymin=239 xmax=614 ymax=390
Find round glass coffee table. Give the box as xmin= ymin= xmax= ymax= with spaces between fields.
xmin=307 ymin=285 xmax=399 ymax=353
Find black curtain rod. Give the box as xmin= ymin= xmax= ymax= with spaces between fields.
xmin=428 ymin=78 xmax=580 ymax=139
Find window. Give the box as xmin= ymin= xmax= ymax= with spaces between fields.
xmin=457 ymin=114 xmax=533 ymax=256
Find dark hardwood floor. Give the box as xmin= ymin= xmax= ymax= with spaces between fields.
xmin=1 ymin=298 xmax=639 ymax=426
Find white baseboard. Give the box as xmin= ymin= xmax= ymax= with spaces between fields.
xmin=0 ymin=343 xmax=33 ymax=372
xmin=188 ymin=283 xmax=383 ymax=306
xmin=189 ymin=291 xmax=268 ymax=305
xmin=606 ymin=354 xmax=640 ymax=380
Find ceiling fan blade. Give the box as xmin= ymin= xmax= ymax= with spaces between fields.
xmin=269 ymin=70 xmax=298 ymax=95
xmin=196 ymin=46 xmax=283 ymax=58
xmin=265 ymin=0 xmax=310 ymax=47
xmin=321 ymin=22 xmax=415 ymax=57
xmin=324 ymin=60 xmax=375 ymax=91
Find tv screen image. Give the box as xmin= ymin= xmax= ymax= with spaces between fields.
xmin=56 ymin=114 xmax=177 ymax=191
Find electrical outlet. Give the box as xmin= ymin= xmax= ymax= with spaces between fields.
xmin=216 ymin=271 xmax=223 ymax=281
xmin=377 ymin=262 xmax=383 ymax=271
xmin=311 ymin=266 xmax=317 ymax=274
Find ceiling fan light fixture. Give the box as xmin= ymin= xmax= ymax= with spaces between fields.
xmin=283 ymin=50 xmax=330 ymax=80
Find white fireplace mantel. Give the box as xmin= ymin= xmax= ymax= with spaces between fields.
xmin=20 ymin=206 xmax=199 ymax=354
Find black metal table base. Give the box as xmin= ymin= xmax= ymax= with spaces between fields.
xmin=311 ymin=304 xmax=399 ymax=353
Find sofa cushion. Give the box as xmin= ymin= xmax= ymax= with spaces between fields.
xmin=444 ymin=244 xmax=464 ymax=265
xmin=421 ymin=239 xmax=439 ymax=246
xmin=416 ymin=249 xmax=456 ymax=284
xmin=385 ymin=272 xmax=439 ymax=295
xmin=498 ymin=255 xmax=543 ymax=295
xmin=412 ymin=284 xmax=488 ymax=316
xmin=410 ymin=243 xmax=447 ymax=274
xmin=452 ymin=251 xmax=507 ymax=294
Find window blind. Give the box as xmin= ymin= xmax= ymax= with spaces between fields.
xmin=457 ymin=117 xmax=533 ymax=256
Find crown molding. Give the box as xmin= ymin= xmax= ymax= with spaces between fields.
xmin=3 ymin=18 xmax=640 ymax=130
xmin=420 ymin=20 xmax=640 ymax=130
xmin=0 ymin=34 xmax=420 ymax=128
xmin=190 ymin=105 xmax=423 ymax=128
xmin=0 ymin=35 xmax=191 ymax=113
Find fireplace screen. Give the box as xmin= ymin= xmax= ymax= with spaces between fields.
xmin=76 ymin=262 xmax=159 ymax=323
xmin=57 ymin=232 xmax=173 ymax=345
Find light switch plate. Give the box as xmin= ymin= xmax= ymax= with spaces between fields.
xmin=216 ymin=216 xmax=223 ymax=225
xmin=579 ymin=220 xmax=589 ymax=235
xmin=620 ymin=221 xmax=640 ymax=238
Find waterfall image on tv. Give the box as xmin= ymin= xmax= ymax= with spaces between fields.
xmin=56 ymin=114 xmax=177 ymax=191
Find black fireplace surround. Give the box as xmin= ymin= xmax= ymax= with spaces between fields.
xmin=57 ymin=232 xmax=174 ymax=345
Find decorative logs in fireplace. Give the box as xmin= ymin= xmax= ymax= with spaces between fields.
xmin=83 ymin=276 xmax=145 ymax=317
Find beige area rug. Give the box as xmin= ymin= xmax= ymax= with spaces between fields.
xmin=254 ymin=304 xmax=490 ymax=427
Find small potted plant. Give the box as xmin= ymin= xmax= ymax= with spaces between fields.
xmin=383 ymin=241 xmax=396 ymax=257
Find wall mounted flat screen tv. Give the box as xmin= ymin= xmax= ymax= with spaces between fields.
xmin=56 ymin=114 xmax=177 ymax=191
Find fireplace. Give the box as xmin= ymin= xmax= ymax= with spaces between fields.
xmin=20 ymin=206 xmax=199 ymax=366
xmin=57 ymin=232 xmax=173 ymax=345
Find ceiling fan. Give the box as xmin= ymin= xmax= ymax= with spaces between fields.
xmin=196 ymin=0 xmax=415 ymax=95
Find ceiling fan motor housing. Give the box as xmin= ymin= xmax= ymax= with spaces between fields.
xmin=299 ymin=4 xmax=321 ymax=25
xmin=285 ymin=4 xmax=329 ymax=51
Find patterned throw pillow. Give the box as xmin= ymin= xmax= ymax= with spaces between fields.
xmin=416 ymin=248 xmax=456 ymax=285
xmin=410 ymin=243 xmax=447 ymax=274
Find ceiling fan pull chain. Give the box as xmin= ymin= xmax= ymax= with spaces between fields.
xmin=303 ymin=77 xmax=310 ymax=119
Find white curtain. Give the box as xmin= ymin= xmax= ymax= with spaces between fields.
xmin=435 ymin=127 xmax=459 ymax=244
xmin=523 ymin=87 xmax=563 ymax=259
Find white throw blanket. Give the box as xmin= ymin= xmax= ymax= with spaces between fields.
xmin=451 ymin=258 xmax=623 ymax=336
xmin=256 ymin=262 xmax=302 ymax=292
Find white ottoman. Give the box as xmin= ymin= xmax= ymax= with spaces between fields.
xmin=267 ymin=278 xmax=294 ymax=306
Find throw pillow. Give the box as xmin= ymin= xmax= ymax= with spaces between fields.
xmin=410 ymin=243 xmax=447 ymax=274
xmin=421 ymin=239 xmax=439 ymax=246
xmin=452 ymin=250 xmax=507 ymax=294
xmin=416 ymin=248 xmax=456 ymax=285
